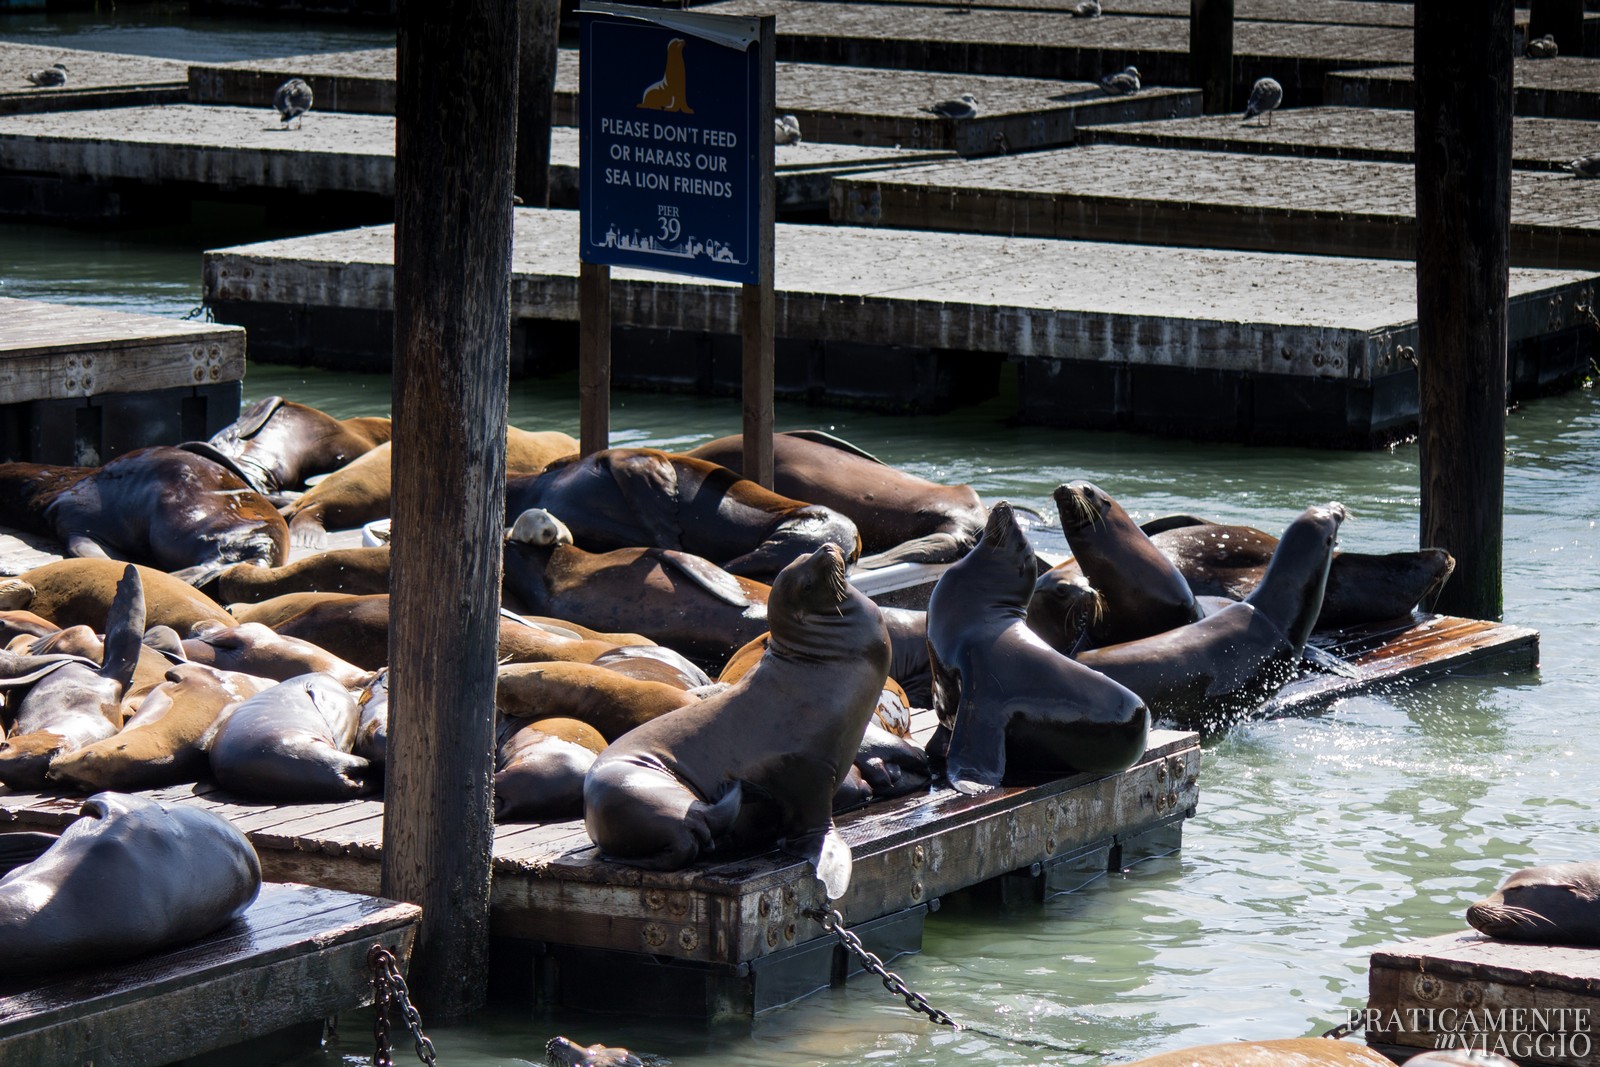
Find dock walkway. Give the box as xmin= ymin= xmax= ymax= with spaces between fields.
xmin=0 ymin=42 xmax=187 ymax=116
xmin=1325 ymin=57 xmax=1600 ymax=118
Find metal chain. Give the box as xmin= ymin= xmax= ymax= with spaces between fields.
xmin=181 ymin=304 xmax=214 ymax=322
xmin=807 ymin=907 xmax=960 ymax=1028
xmin=1322 ymin=1015 xmax=1364 ymax=1040
xmin=368 ymin=945 xmax=439 ymax=1066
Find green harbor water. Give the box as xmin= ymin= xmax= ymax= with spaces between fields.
xmin=3 ymin=10 xmax=1599 ymax=1065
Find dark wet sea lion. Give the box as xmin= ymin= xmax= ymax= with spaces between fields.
xmin=0 ymin=448 xmax=289 ymax=584
xmin=207 ymin=672 xmax=373 ymax=800
xmin=199 ymin=395 xmax=392 ymax=495
xmin=927 ymin=502 xmax=1149 ymax=795
xmin=496 ymin=660 xmax=698 ymax=742
xmin=545 ymin=1037 xmax=644 ymax=1067
xmin=503 ymin=508 xmax=772 ymax=672
xmin=1467 ymin=862 xmax=1600 ymax=945
xmin=505 ymin=447 xmax=861 ymax=580
xmin=583 ymin=544 xmax=888 ymax=897
xmin=719 ymin=631 xmax=914 ymax=737
xmin=493 ymin=715 xmax=607 ymax=822
xmin=1076 ymin=504 xmax=1345 ymax=726
xmin=8 ymin=558 xmax=235 ymax=633
xmin=216 ymin=546 xmax=391 ymax=604
xmin=0 ymin=792 xmax=260 ymax=977
xmin=1121 ymin=1038 xmax=1396 ymax=1066
xmin=684 ymin=430 xmax=986 ymax=568
xmin=182 ymin=621 xmax=371 ymax=688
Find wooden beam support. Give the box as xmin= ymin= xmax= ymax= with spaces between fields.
xmin=742 ymin=16 xmax=778 ymax=490
xmin=579 ymin=260 xmax=611 ymax=457
xmin=1414 ymin=0 xmax=1511 ymax=621
xmin=515 ymin=0 xmax=561 ymax=208
xmin=1189 ymin=0 xmax=1235 ymax=116
xmin=386 ymin=0 xmax=517 ymax=1019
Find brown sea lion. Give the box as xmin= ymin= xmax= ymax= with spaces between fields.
xmin=496 ymin=660 xmax=698 ymax=741
xmin=216 ymin=546 xmax=391 ymax=604
xmin=9 ymin=559 xmax=235 ymax=633
xmin=503 ymin=507 xmax=772 ymax=672
xmin=719 ymin=631 xmax=913 ymax=737
xmin=280 ymin=428 xmax=578 ymax=549
xmin=207 ymin=672 xmax=373 ymax=800
xmin=588 ymin=645 xmax=713 ymax=690
xmin=684 ymin=430 xmax=986 ymax=568
xmin=493 ymin=715 xmax=607 ymax=823
xmin=505 ymin=447 xmax=861 ymax=580
xmin=545 ymin=1037 xmax=644 ymax=1067
xmin=1467 ymin=862 xmax=1600 ymax=945
xmin=0 ymin=447 xmax=288 ymax=584
xmin=25 ymin=623 xmax=175 ymax=712
xmin=353 ymin=666 xmax=389 ymax=765
xmin=927 ymin=503 xmax=1149 ymax=796
xmin=1121 ymin=1038 xmax=1396 ymax=1066
xmin=48 ymin=663 xmax=276 ymax=793
xmin=1076 ymin=504 xmax=1345 ymax=727
xmin=182 ymin=621 xmax=371 ymax=688
xmin=0 ymin=609 xmax=58 ymax=644
xmin=196 ymin=395 xmax=392 ymax=495
xmin=583 ymin=544 xmax=889 ymax=897
xmin=0 ymin=792 xmax=260 ymax=977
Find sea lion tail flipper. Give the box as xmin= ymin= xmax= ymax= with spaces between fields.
xmin=218 ymin=395 xmax=285 ymax=442
xmin=64 ymin=533 xmax=112 ymax=559
xmin=656 ymin=550 xmax=750 ymax=607
xmin=786 ymin=825 xmax=853 ymax=900
xmin=99 ymin=564 xmax=147 ymax=691
xmin=167 ymin=558 xmax=233 ymax=589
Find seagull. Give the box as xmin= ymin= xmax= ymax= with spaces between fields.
xmin=25 ymin=63 xmax=67 ymax=88
xmin=1242 ymin=76 xmax=1283 ymax=126
xmin=273 ymin=77 xmax=314 ymax=129
xmin=774 ymin=113 xmax=803 ymax=145
xmin=1562 ymin=151 xmax=1600 ymax=178
xmin=1100 ymin=66 xmax=1141 ymax=95
xmin=1071 ymin=0 xmax=1101 ymax=16
xmin=923 ymin=93 xmax=979 ymax=119
xmin=1527 ymin=33 xmax=1559 ymax=59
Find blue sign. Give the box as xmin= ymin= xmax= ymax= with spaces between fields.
xmin=579 ymin=3 xmax=764 ymax=285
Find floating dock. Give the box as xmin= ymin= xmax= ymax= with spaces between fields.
xmin=786 ymin=0 xmax=1420 ymax=25
xmin=0 ymin=881 xmax=421 ymax=1066
xmin=202 ymin=208 xmax=1599 ymax=443
xmin=0 ymin=43 xmax=188 ymax=116
xmin=1325 ymin=57 xmax=1600 ymax=119
xmin=1366 ymin=931 xmax=1600 ymax=1067
xmin=0 ymin=297 xmax=244 ymax=466
xmin=829 ymin=143 xmax=1600 ymax=270
xmin=187 ymin=48 xmax=1202 ymax=156
xmin=1080 ymin=106 xmax=1600 ymax=171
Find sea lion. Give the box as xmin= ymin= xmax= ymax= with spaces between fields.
xmin=0 ymin=447 xmax=289 ymax=584
xmin=545 ymin=1037 xmax=644 ymax=1067
xmin=280 ymin=428 xmax=578 ymax=549
xmin=0 ymin=609 xmax=58 ymax=644
xmin=589 ymin=645 xmax=713 ymax=690
xmin=1075 ymin=503 xmax=1346 ymax=726
xmin=503 ymin=507 xmax=772 ymax=671
xmin=1466 ymin=862 xmax=1600 ymax=946
xmin=0 ymin=564 xmax=145 ymax=789
xmin=496 ymin=660 xmax=698 ymax=742
xmin=719 ymin=632 xmax=914 ymax=737
xmin=197 ymin=395 xmax=392 ymax=496
xmin=8 ymin=558 xmax=235 ymax=633
xmin=207 ymin=672 xmax=373 ymax=800
xmin=182 ymin=621 xmax=371 ymax=688
xmin=215 ymin=546 xmax=391 ymax=604
xmin=354 ymin=666 xmax=389 ymax=764
xmin=0 ymin=792 xmax=261 ymax=977
xmin=684 ymin=431 xmax=986 ymax=568
xmin=505 ymin=447 xmax=861 ymax=580
xmin=638 ymin=37 xmax=693 ymax=114
xmin=583 ymin=544 xmax=889 ymax=897
xmin=1120 ymin=1038 xmax=1396 ymax=1066
xmin=493 ymin=715 xmax=606 ymax=823
xmin=927 ymin=502 xmax=1149 ymax=796
xmin=48 ymin=663 xmax=276 ymax=793
xmin=24 ymin=622 xmax=175 ymax=713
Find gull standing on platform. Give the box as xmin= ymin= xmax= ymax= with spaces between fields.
xmin=1242 ymin=76 xmax=1283 ymax=126
xmin=924 ymin=93 xmax=979 ymax=119
xmin=1563 ymin=150 xmax=1600 ymax=178
xmin=25 ymin=63 xmax=67 ymax=87
xmin=1100 ymin=66 xmax=1140 ymax=95
xmin=273 ymin=77 xmax=314 ymax=129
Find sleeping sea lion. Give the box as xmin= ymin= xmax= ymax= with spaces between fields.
xmin=207 ymin=672 xmax=373 ymax=800
xmin=215 ymin=546 xmax=391 ymax=604
xmin=182 ymin=621 xmax=371 ymax=688
xmin=493 ymin=715 xmax=607 ymax=822
xmin=496 ymin=660 xmax=698 ymax=742
xmin=6 ymin=559 xmax=235 ymax=634
xmin=1467 ymin=861 xmax=1600 ymax=946
xmin=197 ymin=395 xmax=392 ymax=495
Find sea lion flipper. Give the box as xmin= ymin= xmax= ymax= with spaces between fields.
xmin=655 ymin=550 xmax=750 ymax=607
xmin=98 ymin=564 xmax=147 ymax=691
xmin=788 ymin=826 xmax=853 ymax=900
xmin=219 ymin=395 xmax=285 ymax=442
xmin=942 ymin=691 xmax=1005 ymax=796
xmin=855 ymin=532 xmax=968 ymax=569
xmin=780 ymin=429 xmax=888 ymax=465
xmin=64 ymin=534 xmax=112 ymax=559
xmin=288 ymin=511 xmax=329 ymax=551
xmin=167 ymin=558 xmax=232 ymax=589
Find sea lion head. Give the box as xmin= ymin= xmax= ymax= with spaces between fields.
xmin=1026 ymin=568 xmax=1104 ymax=655
xmin=766 ymin=544 xmax=887 ymax=665
xmin=1248 ymin=502 xmax=1345 ymax=650
xmin=507 ymin=508 xmax=574 ymax=548
xmin=968 ymin=501 xmax=1039 ymax=607
xmin=1467 ymin=862 xmax=1600 ymax=944
xmin=545 ymin=1036 xmax=644 ymax=1067
xmin=0 ymin=579 xmax=36 ymax=611
xmin=1053 ymin=481 xmax=1116 ymax=535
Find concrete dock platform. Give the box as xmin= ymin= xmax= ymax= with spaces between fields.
xmin=0 ymin=42 xmax=188 ymax=116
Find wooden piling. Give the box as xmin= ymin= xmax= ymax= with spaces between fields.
xmin=1189 ymin=0 xmax=1235 ymax=115
xmin=1414 ymin=0 xmax=1511 ymax=621
xmin=579 ymin=260 xmax=611 ymax=456
xmin=1528 ymin=0 xmax=1585 ymax=57
xmin=385 ymin=0 xmax=517 ymax=1019
xmin=516 ymin=0 xmax=560 ymax=208
xmin=743 ymin=16 xmax=777 ymax=491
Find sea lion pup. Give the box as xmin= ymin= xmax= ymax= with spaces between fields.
xmin=503 ymin=507 xmax=772 ymax=672
xmin=496 ymin=660 xmax=698 ymax=742
xmin=182 ymin=620 xmax=372 ymax=688
xmin=584 ymin=544 xmax=889 ymax=898
xmin=493 ymin=715 xmax=607 ymax=822
xmin=1076 ymin=503 xmax=1345 ymax=726
xmin=208 ymin=672 xmax=373 ymax=800
xmin=216 ymin=546 xmax=391 ymax=604
xmin=280 ymin=427 xmax=578 ymax=549
xmin=196 ymin=395 xmax=392 ymax=496
xmin=927 ymin=502 xmax=1149 ymax=796
xmin=1120 ymin=1037 xmax=1396 ymax=1066
xmin=49 ymin=663 xmax=276 ymax=793
xmin=684 ymin=430 xmax=986 ymax=568
xmin=0 ymin=447 xmax=289 ymax=584
xmin=0 ymin=564 xmax=146 ymax=790
xmin=1467 ymin=862 xmax=1600 ymax=946
xmin=0 ymin=792 xmax=261 ymax=978
xmin=505 ymin=447 xmax=862 ymax=580
xmin=8 ymin=558 xmax=235 ymax=633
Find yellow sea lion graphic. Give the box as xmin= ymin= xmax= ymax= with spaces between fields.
xmin=638 ymin=37 xmax=694 ymax=114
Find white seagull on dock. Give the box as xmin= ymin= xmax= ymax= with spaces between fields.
xmin=1099 ymin=66 xmax=1140 ymax=95
xmin=25 ymin=63 xmax=67 ymax=88
xmin=1563 ymin=150 xmax=1600 ymax=178
xmin=1242 ymin=76 xmax=1283 ymax=126
xmin=1071 ymin=0 xmax=1101 ymax=16
xmin=775 ymin=114 xmax=803 ymax=145
xmin=273 ymin=77 xmax=314 ymax=129
xmin=923 ymin=93 xmax=979 ymax=119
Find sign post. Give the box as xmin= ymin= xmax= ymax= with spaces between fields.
xmin=578 ymin=2 xmax=776 ymax=484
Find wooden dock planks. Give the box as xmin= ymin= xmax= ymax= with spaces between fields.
xmin=1326 ymin=57 xmax=1600 ymax=119
xmin=0 ymin=43 xmax=188 ymax=116
xmin=0 ymin=881 xmax=420 ymax=1067
xmin=784 ymin=0 xmax=1421 ymax=25
xmin=828 ymin=144 xmax=1600 ymax=270
xmin=1080 ymin=106 xmax=1600 ymax=172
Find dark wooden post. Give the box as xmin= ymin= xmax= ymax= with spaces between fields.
xmin=516 ymin=0 xmax=561 ymax=207
xmin=1189 ymin=0 xmax=1235 ymax=115
xmin=1414 ymin=0 xmax=1511 ymax=621
xmin=385 ymin=0 xmax=517 ymax=1019
xmin=579 ymin=261 xmax=611 ymax=456
xmin=1528 ymin=0 xmax=1584 ymax=56
xmin=741 ymin=15 xmax=777 ymax=490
